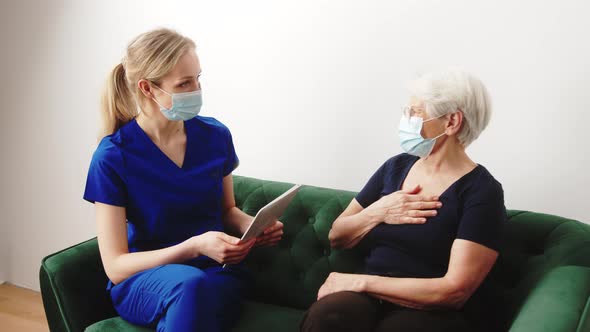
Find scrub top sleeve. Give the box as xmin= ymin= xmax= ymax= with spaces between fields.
xmin=456 ymin=181 xmax=507 ymax=251
xmin=223 ymin=128 xmax=240 ymax=176
xmin=83 ymin=148 xmax=127 ymax=207
xmin=355 ymin=161 xmax=388 ymax=208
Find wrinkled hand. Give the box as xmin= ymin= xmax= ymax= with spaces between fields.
xmin=317 ymin=272 xmax=366 ymax=300
xmin=255 ymin=219 xmax=284 ymax=247
xmin=191 ymin=231 xmax=256 ymax=265
xmin=365 ymin=185 xmax=442 ymax=225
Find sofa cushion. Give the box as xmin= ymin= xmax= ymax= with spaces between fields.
xmin=232 ymin=301 xmax=304 ymax=332
xmin=85 ymin=317 xmax=151 ymax=332
xmin=84 ymin=301 xmax=305 ymax=332
xmin=508 ymin=265 xmax=590 ymax=332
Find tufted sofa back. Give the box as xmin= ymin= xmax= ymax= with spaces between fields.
xmin=234 ymin=175 xmax=364 ymax=309
xmin=234 ymin=175 xmax=590 ymax=325
xmin=488 ymin=210 xmax=590 ymax=326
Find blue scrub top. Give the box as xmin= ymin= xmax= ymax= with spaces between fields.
xmin=83 ymin=116 xmax=239 ymax=258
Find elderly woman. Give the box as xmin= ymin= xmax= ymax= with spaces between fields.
xmin=301 ymin=70 xmax=506 ymax=332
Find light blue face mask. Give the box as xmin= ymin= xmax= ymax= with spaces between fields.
xmin=398 ymin=114 xmax=447 ymax=158
xmin=152 ymin=85 xmax=202 ymax=121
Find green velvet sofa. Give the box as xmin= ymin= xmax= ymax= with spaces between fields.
xmin=40 ymin=175 xmax=590 ymax=332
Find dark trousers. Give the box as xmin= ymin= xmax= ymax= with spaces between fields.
xmin=300 ymin=291 xmax=478 ymax=332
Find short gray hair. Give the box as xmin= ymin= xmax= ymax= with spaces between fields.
xmin=408 ymin=69 xmax=492 ymax=147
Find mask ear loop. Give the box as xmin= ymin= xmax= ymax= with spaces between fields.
xmin=150 ymin=83 xmax=173 ymax=111
xmin=422 ymin=130 xmax=448 ymax=160
xmin=422 ymin=113 xmax=448 ymax=123
xmin=423 ymin=112 xmax=451 ymax=139
xmin=151 ymin=83 xmax=172 ymax=96
xmin=431 ymin=131 xmax=447 ymax=140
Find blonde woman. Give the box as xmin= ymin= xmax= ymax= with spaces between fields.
xmin=83 ymin=28 xmax=283 ymax=331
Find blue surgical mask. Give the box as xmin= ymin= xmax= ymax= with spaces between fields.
xmin=152 ymin=85 xmax=202 ymax=121
xmin=398 ymin=114 xmax=447 ymax=158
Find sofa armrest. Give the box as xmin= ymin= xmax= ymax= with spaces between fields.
xmin=509 ymin=265 xmax=590 ymax=332
xmin=40 ymin=238 xmax=117 ymax=332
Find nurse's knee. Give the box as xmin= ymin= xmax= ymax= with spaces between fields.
xmin=163 ymin=265 xmax=209 ymax=300
xmin=179 ymin=271 xmax=208 ymax=293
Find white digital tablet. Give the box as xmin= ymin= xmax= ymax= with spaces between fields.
xmin=240 ymin=184 xmax=302 ymax=241
xmin=223 ymin=184 xmax=302 ymax=268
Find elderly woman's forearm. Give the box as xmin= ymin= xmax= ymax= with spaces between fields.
xmin=360 ymin=275 xmax=469 ymax=310
xmin=328 ymin=212 xmax=381 ymax=248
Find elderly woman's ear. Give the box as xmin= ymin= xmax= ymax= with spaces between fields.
xmin=445 ymin=111 xmax=464 ymax=136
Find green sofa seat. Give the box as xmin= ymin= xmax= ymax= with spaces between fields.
xmin=84 ymin=300 xmax=305 ymax=332
xmin=40 ymin=175 xmax=590 ymax=331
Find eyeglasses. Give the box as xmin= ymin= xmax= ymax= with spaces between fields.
xmin=402 ymin=106 xmax=458 ymax=123
xmin=401 ymin=106 xmax=426 ymax=118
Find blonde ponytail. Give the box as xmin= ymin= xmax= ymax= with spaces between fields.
xmin=100 ymin=63 xmax=136 ymax=139
xmin=98 ymin=28 xmax=196 ymax=140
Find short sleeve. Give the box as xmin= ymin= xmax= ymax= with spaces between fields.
xmin=355 ymin=161 xmax=388 ymax=208
xmin=222 ymin=127 xmax=239 ymax=176
xmin=83 ymin=141 xmax=127 ymax=207
xmin=456 ymin=179 xmax=507 ymax=251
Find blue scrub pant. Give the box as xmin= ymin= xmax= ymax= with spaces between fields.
xmin=109 ymin=263 xmax=250 ymax=332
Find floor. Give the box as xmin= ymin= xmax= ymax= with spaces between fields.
xmin=0 ymin=283 xmax=49 ymax=332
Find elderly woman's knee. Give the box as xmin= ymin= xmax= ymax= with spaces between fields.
xmin=300 ymin=292 xmax=379 ymax=332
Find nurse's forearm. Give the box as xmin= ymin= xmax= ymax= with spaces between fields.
xmin=107 ymin=240 xmax=197 ymax=285
xmin=222 ymin=206 xmax=254 ymax=236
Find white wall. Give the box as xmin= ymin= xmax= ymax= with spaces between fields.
xmin=0 ymin=226 xmax=6 ymax=283
xmin=1 ymin=0 xmax=589 ymax=290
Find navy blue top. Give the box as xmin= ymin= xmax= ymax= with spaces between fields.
xmin=83 ymin=116 xmax=239 ymax=260
xmin=356 ymin=153 xmax=507 ymax=278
